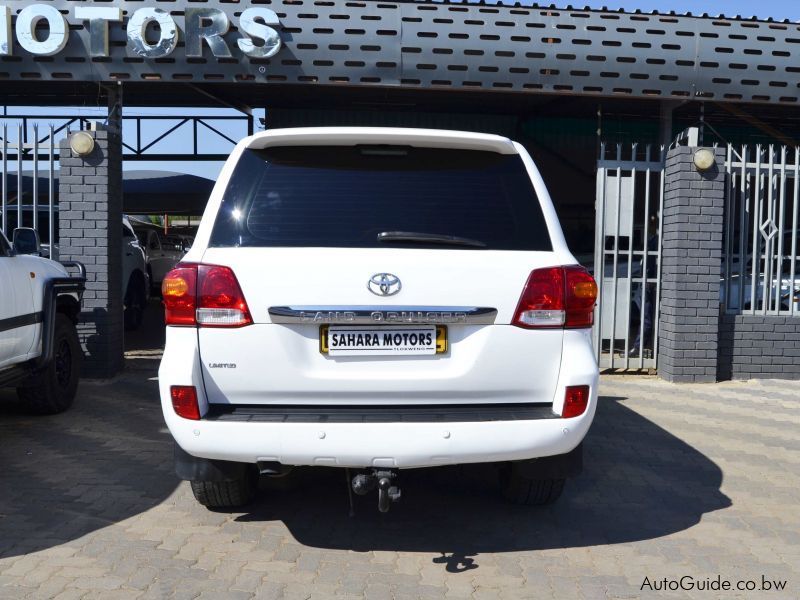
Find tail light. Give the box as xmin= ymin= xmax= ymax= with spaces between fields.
xmin=162 ymin=265 xmax=198 ymax=326
xmin=170 ymin=385 xmax=200 ymax=420
xmin=513 ymin=265 xmax=598 ymax=329
xmin=196 ymin=265 xmax=252 ymax=327
xmin=162 ymin=263 xmax=252 ymax=327
xmin=562 ymin=385 xmax=590 ymax=418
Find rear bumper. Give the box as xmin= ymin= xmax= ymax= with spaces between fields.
xmin=158 ymin=328 xmax=598 ymax=469
xmin=164 ymin=407 xmax=595 ymax=468
xmin=173 ymin=441 xmax=584 ymax=481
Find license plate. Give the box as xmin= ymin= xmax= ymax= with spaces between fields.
xmin=320 ymin=325 xmax=447 ymax=356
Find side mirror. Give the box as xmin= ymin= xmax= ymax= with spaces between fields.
xmin=12 ymin=228 xmax=42 ymax=256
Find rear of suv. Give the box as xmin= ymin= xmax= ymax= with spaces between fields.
xmin=158 ymin=127 xmax=599 ymax=511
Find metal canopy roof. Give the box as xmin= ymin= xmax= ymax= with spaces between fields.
xmin=1 ymin=0 xmax=799 ymax=108
xmin=4 ymin=170 xmax=214 ymax=214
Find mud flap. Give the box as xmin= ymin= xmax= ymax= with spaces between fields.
xmin=512 ymin=442 xmax=583 ymax=479
xmin=174 ymin=443 xmax=250 ymax=482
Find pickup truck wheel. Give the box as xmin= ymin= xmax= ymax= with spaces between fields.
xmin=124 ymin=279 xmax=146 ymax=331
xmin=499 ymin=465 xmax=565 ymax=506
xmin=190 ymin=472 xmax=256 ymax=508
xmin=148 ymin=267 xmax=161 ymax=297
xmin=17 ymin=314 xmax=81 ymax=415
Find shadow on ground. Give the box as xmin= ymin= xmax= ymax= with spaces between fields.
xmin=0 ymin=361 xmax=731 ymax=567
xmin=0 ymin=337 xmax=176 ymax=560
xmin=0 ymin=300 xmax=168 ymax=559
xmin=124 ymin=297 xmax=166 ymax=353
xmin=235 ymin=395 xmax=732 ymax=568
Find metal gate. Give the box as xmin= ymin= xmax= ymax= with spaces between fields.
xmin=722 ymin=144 xmax=800 ymax=317
xmin=0 ymin=121 xmax=61 ymax=257
xmin=594 ymin=143 xmax=665 ymax=370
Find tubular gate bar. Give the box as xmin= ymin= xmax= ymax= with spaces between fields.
xmin=0 ymin=123 xmax=58 ymax=252
xmin=594 ymin=142 xmax=665 ymax=370
xmin=723 ymin=144 xmax=800 ymax=316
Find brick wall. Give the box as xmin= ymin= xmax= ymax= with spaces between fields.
xmin=718 ymin=315 xmax=800 ymax=380
xmin=657 ymin=144 xmax=800 ymax=383
xmin=657 ymin=146 xmax=726 ymax=383
xmin=58 ymin=127 xmax=124 ymax=378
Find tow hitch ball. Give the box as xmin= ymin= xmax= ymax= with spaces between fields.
xmin=351 ymin=470 xmax=401 ymax=513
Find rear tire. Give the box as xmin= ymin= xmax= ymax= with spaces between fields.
xmin=124 ymin=276 xmax=146 ymax=331
xmin=499 ymin=464 xmax=565 ymax=506
xmin=17 ymin=313 xmax=81 ymax=415
xmin=190 ymin=471 xmax=257 ymax=508
xmin=148 ymin=266 xmax=160 ymax=297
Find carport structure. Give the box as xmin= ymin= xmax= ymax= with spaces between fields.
xmin=2 ymin=0 xmax=800 ymax=379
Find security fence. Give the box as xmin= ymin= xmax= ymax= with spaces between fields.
xmin=0 ymin=122 xmax=60 ymax=253
xmin=594 ymin=143 xmax=665 ymax=370
xmin=722 ymin=144 xmax=800 ymax=316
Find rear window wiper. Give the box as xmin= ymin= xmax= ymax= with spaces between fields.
xmin=377 ymin=231 xmax=487 ymax=248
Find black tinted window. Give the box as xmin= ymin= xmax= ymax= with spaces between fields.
xmin=209 ymin=146 xmax=552 ymax=250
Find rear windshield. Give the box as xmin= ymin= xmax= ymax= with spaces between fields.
xmin=208 ymin=145 xmax=552 ymax=250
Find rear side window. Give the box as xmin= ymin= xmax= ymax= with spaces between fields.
xmin=209 ymin=146 xmax=552 ymax=251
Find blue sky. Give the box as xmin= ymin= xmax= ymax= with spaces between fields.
xmin=578 ymin=0 xmax=799 ymax=20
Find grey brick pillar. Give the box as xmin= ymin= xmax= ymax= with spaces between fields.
xmin=58 ymin=125 xmax=124 ymax=378
xmin=657 ymin=146 xmax=726 ymax=383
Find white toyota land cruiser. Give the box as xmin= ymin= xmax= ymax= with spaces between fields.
xmin=159 ymin=127 xmax=599 ymax=512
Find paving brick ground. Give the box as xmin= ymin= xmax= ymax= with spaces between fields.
xmin=0 ymin=356 xmax=797 ymax=599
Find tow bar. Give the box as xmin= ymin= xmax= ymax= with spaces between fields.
xmin=350 ymin=469 xmax=402 ymax=513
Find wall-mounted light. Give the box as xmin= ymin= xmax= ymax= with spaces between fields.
xmin=69 ymin=131 xmax=95 ymax=156
xmin=693 ymin=148 xmax=715 ymax=172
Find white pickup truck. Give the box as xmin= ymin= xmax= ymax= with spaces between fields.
xmin=20 ymin=207 xmax=149 ymax=331
xmin=0 ymin=228 xmax=85 ymax=414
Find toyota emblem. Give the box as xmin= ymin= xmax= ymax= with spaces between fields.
xmin=367 ymin=273 xmax=402 ymax=297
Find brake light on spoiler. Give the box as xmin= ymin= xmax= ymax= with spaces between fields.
xmin=162 ymin=263 xmax=252 ymax=327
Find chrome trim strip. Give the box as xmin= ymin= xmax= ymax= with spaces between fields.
xmin=268 ymin=306 xmax=498 ymax=325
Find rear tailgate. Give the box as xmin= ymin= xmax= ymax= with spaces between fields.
xmin=192 ymin=139 xmax=566 ymax=408
xmin=198 ymin=247 xmax=564 ymax=406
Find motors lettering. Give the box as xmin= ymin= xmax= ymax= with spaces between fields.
xmin=330 ymin=332 xmax=434 ymax=349
xmin=0 ymin=4 xmax=281 ymax=59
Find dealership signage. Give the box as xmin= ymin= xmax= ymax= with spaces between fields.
xmin=0 ymin=4 xmax=281 ymax=59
